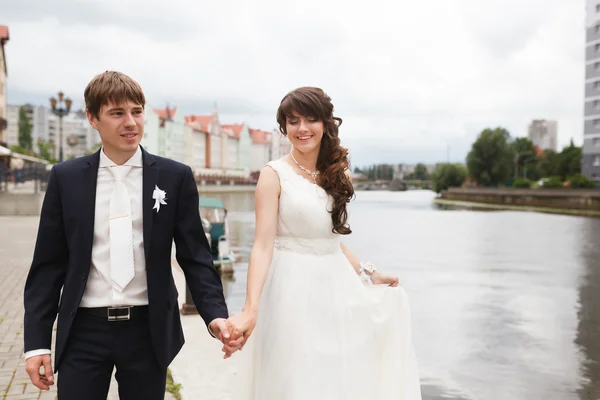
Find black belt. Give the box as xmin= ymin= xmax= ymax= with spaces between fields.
xmin=78 ymin=306 xmax=148 ymax=321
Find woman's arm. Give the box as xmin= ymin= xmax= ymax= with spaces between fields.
xmin=341 ymin=242 xmax=362 ymax=275
xmin=224 ymin=165 xmax=280 ymax=356
xmin=243 ymin=165 xmax=280 ymax=313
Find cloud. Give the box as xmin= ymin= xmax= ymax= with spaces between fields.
xmin=2 ymin=0 xmax=585 ymax=164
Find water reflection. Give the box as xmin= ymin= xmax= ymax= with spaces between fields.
xmin=576 ymin=218 xmax=600 ymax=400
xmin=211 ymin=189 xmax=600 ymax=400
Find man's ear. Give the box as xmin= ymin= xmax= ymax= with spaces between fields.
xmin=86 ymin=109 xmax=98 ymax=130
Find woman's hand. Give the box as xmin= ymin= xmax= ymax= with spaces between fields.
xmin=370 ymin=271 xmax=399 ymax=287
xmin=222 ymin=309 xmax=258 ymax=358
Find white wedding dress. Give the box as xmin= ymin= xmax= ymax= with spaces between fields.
xmin=234 ymin=159 xmax=422 ymax=400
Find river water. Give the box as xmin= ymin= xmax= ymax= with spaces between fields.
xmin=203 ymin=189 xmax=600 ymax=400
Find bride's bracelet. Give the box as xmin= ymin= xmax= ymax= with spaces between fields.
xmin=358 ymin=261 xmax=377 ymax=284
xmin=360 ymin=261 xmax=377 ymax=274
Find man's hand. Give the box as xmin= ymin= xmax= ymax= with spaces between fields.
xmin=222 ymin=310 xmax=257 ymax=358
xmin=209 ymin=318 xmax=244 ymax=359
xmin=25 ymin=354 xmax=54 ymax=390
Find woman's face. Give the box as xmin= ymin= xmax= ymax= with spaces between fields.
xmin=285 ymin=109 xmax=324 ymax=154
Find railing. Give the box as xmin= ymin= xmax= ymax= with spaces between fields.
xmin=0 ymin=163 xmax=51 ymax=193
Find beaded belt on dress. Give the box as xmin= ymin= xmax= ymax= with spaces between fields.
xmin=274 ymin=236 xmax=340 ymax=255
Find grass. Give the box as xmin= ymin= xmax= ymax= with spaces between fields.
xmin=166 ymin=368 xmax=182 ymax=400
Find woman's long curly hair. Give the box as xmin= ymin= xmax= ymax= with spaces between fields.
xmin=276 ymin=87 xmax=354 ymax=235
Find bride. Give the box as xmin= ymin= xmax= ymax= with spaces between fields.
xmin=224 ymin=87 xmax=422 ymax=399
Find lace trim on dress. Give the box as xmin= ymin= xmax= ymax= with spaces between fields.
xmin=274 ymin=236 xmax=340 ymax=255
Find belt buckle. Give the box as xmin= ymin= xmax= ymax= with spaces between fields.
xmin=107 ymin=306 xmax=131 ymax=321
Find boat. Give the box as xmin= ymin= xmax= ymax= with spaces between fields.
xmin=199 ymin=196 xmax=236 ymax=273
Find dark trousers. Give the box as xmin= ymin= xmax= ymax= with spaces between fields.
xmin=57 ymin=308 xmax=167 ymax=400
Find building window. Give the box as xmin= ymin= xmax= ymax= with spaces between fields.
xmin=595 ymin=156 xmax=600 ymax=167
xmin=595 ymin=138 xmax=600 ymax=147
xmin=594 ymin=119 xmax=600 ymax=128
xmin=597 ymin=4 xmax=600 ymax=12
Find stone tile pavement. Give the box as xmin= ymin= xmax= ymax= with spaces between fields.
xmin=0 ymin=216 xmax=176 ymax=400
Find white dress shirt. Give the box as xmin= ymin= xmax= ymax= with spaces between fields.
xmin=80 ymin=146 xmax=148 ymax=308
xmin=25 ymin=146 xmax=149 ymax=359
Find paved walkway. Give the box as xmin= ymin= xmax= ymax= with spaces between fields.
xmin=170 ymin=266 xmax=242 ymax=400
xmin=0 ymin=216 xmax=176 ymax=399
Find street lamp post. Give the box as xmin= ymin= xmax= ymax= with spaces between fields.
xmin=49 ymin=91 xmax=72 ymax=162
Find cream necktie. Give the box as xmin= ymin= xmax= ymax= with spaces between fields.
xmin=108 ymin=165 xmax=135 ymax=292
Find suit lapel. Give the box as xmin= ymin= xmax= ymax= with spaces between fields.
xmin=81 ymin=150 xmax=100 ymax=268
xmin=142 ymin=147 xmax=158 ymax=263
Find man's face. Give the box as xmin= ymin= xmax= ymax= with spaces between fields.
xmin=87 ymin=100 xmax=144 ymax=160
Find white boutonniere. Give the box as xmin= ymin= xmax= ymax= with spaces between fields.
xmin=152 ymin=185 xmax=167 ymax=212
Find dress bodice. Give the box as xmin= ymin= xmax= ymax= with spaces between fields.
xmin=266 ymin=159 xmax=341 ymax=254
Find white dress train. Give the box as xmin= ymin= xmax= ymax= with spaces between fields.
xmin=234 ymin=159 xmax=422 ymax=400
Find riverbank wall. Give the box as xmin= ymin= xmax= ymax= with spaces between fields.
xmin=437 ymin=187 xmax=600 ymax=217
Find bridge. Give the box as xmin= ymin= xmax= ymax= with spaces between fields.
xmin=354 ymin=180 xmax=432 ymax=191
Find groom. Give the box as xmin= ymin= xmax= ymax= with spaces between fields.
xmin=23 ymin=71 xmax=242 ymax=399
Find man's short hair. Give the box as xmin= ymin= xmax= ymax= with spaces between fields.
xmin=84 ymin=71 xmax=146 ymax=119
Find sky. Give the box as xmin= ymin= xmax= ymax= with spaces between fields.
xmin=2 ymin=0 xmax=585 ymax=167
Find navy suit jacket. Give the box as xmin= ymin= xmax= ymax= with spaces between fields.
xmin=23 ymin=147 xmax=229 ymax=371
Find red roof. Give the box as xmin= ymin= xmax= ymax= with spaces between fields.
xmin=222 ymin=124 xmax=244 ymax=139
xmin=534 ymin=145 xmax=544 ymax=157
xmin=185 ymin=115 xmax=213 ymax=133
xmin=0 ymin=26 xmax=8 ymax=42
xmin=153 ymin=106 xmax=176 ymax=120
xmin=249 ymin=129 xmax=271 ymax=145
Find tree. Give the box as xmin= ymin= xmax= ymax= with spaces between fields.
xmin=9 ymin=144 xmax=30 ymax=155
xmin=84 ymin=142 xmax=103 ymax=156
xmin=569 ymin=174 xmax=596 ymax=189
xmin=18 ymin=107 xmax=33 ymax=151
xmin=432 ymin=163 xmax=467 ymax=193
xmin=466 ymin=127 xmax=513 ymax=186
xmin=539 ymin=149 xmax=559 ymax=178
xmin=556 ymin=140 xmax=581 ymax=180
xmin=509 ymin=137 xmax=541 ymax=180
xmin=413 ymin=163 xmax=429 ymax=180
xmin=37 ymin=140 xmax=57 ymax=163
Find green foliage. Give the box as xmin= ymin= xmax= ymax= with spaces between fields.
xmin=556 ymin=140 xmax=581 ymax=180
xmin=360 ymin=164 xmax=394 ymax=181
xmin=510 ymin=137 xmax=542 ymax=181
xmin=538 ymin=149 xmax=559 ymax=177
xmin=568 ymin=174 xmax=596 ymax=189
xmin=18 ymin=107 xmax=33 ymax=150
xmin=84 ymin=142 xmax=103 ymax=156
xmin=467 ymin=127 xmax=513 ymax=186
xmin=513 ymin=178 xmax=532 ymax=188
xmin=541 ymin=176 xmax=563 ymax=189
xmin=406 ymin=163 xmax=429 ymax=180
xmin=166 ymin=368 xmax=182 ymax=400
xmin=9 ymin=144 xmax=31 ymax=155
xmin=36 ymin=140 xmax=57 ymax=163
xmin=432 ymin=163 xmax=467 ymax=193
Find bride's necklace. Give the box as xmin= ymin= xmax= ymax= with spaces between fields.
xmin=290 ymin=152 xmax=320 ymax=183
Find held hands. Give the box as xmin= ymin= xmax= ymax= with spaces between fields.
xmin=209 ymin=310 xmax=257 ymax=359
xmin=209 ymin=318 xmax=244 ymax=359
xmin=25 ymin=354 xmax=54 ymax=390
xmin=222 ymin=309 xmax=257 ymax=359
